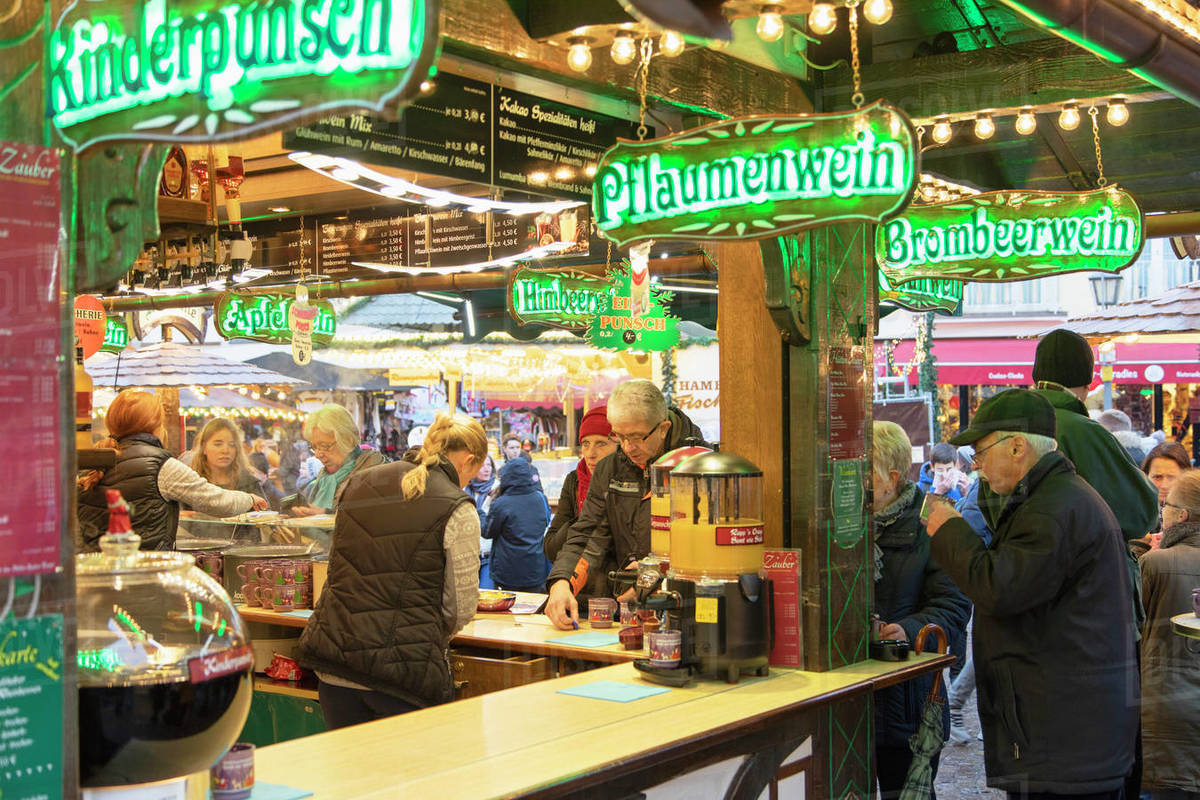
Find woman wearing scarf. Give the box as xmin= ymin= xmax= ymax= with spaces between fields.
xmin=290 ymin=404 xmax=385 ymax=516
xmin=467 ymin=455 xmax=497 ymax=589
xmin=544 ymin=407 xmax=617 ymax=596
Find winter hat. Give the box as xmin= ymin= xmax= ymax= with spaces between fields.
xmin=1032 ymin=329 xmax=1094 ymax=388
xmin=578 ymin=406 xmax=612 ymax=442
xmin=949 ymin=389 xmax=1057 ymax=446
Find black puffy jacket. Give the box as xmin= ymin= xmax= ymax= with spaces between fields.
xmin=77 ymin=434 xmax=177 ymax=551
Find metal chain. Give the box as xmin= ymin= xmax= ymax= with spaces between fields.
xmin=1089 ymin=105 xmax=1107 ymax=188
xmin=848 ymin=1 xmax=864 ymax=108
xmin=636 ymin=36 xmax=653 ymax=140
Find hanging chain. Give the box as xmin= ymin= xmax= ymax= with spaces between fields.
xmin=1088 ymin=105 xmax=1107 ymax=188
xmin=848 ymin=1 xmax=864 ymax=109
xmin=635 ymin=35 xmax=653 ymax=140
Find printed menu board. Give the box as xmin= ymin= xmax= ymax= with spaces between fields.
xmin=0 ymin=614 xmax=64 ymax=799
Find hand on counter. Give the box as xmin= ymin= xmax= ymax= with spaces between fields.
xmin=546 ymin=580 xmax=579 ymax=630
xmin=878 ymin=622 xmax=908 ymax=642
xmin=287 ymin=504 xmax=327 ymax=517
xmin=250 ymin=494 xmax=269 ymax=511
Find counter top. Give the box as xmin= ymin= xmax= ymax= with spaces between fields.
xmin=254 ymin=653 xmax=951 ymax=799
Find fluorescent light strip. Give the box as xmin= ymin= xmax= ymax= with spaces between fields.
xmin=653 ymin=283 xmax=720 ymax=295
xmin=289 ymin=151 xmax=586 ymax=217
xmin=353 ymin=241 xmax=575 ymax=275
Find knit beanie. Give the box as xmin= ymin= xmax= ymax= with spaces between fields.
xmin=578 ymin=406 xmax=612 ymax=442
xmin=1032 ymin=329 xmax=1094 ymax=388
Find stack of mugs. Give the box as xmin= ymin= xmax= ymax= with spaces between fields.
xmin=237 ymin=559 xmax=314 ymax=612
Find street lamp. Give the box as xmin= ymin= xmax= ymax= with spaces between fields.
xmin=1088 ymin=274 xmax=1123 ymax=309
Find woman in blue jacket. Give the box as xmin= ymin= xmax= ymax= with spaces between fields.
xmin=483 ymin=458 xmax=551 ymax=593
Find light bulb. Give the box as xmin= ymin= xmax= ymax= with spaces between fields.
xmin=610 ymin=33 xmax=637 ymax=65
xmin=863 ymin=0 xmax=893 ymax=25
xmin=1107 ymin=99 xmax=1129 ymax=126
xmin=808 ymin=3 xmax=837 ymax=35
xmin=974 ymin=113 xmax=995 ymax=140
xmin=931 ymin=116 xmax=952 ymax=144
xmin=756 ymin=5 xmax=786 ymax=42
xmin=418 ymin=80 xmax=436 ymax=96
xmin=660 ymin=30 xmax=685 ymax=57
xmin=1015 ymin=107 xmax=1037 ymax=136
xmin=566 ymin=38 xmax=593 ymax=73
xmin=1058 ymin=102 xmax=1080 ymax=131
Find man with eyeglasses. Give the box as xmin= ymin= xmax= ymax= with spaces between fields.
xmin=923 ymin=389 xmax=1136 ymax=800
xmin=545 ymin=379 xmax=705 ymax=629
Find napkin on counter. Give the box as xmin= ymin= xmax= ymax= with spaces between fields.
xmin=545 ymin=632 xmax=619 ymax=648
xmin=557 ymin=681 xmax=670 ymax=703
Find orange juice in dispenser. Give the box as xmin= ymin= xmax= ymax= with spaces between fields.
xmin=650 ymin=446 xmax=711 ymax=562
xmin=669 ymin=452 xmax=765 ymax=581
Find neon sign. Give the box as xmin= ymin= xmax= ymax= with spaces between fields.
xmin=877 ymin=272 xmax=962 ymax=315
xmin=877 ymin=188 xmax=1144 ymax=284
xmin=507 ymin=267 xmax=607 ymax=331
xmin=592 ymin=102 xmax=918 ymax=247
xmin=48 ymin=0 xmax=438 ymax=150
xmin=100 ymin=315 xmax=130 ymax=353
xmin=215 ymin=292 xmax=336 ymax=346
xmin=586 ymin=264 xmax=680 ymax=352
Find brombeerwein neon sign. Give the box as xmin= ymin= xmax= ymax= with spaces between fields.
xmin=592 ymin=102 xmax=919 ymax=247
xmin=508 ymin=267 xmax=607 ymax=331
xmin=215 ymin=292 xmax=336 ymax=346
xmin=877 ymin=188 xmax=1144 ymax=284
xmin=48 ymin=0 xmax=438 ymax=150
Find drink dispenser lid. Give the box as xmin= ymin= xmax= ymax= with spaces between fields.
xmin=672 ymin=450 xmax=762 ymax=477
xmin=652 ymin=445 xmax=712 ymax=475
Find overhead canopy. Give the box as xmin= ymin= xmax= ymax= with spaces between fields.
xmin=93 ymin=386 xmax=303 ymax=420
xmin=86 ymin=342 xmax=308 ymax=388
xmin=1056 ymin=280 xmax=1200 ymax=342
xmin=248 ymin=353 xmax=391 ymax=391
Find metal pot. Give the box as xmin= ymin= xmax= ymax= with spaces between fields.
xmin=222 ymin=545 xmax=318 ymax=605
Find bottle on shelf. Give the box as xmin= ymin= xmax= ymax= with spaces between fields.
xmin=75 ymin=340 xmax=94 ymax=451
xmin=160 ymin=146 xmax=189 ymax=198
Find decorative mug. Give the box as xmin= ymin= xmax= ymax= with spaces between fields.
xmin=194 ymin=552 xmax=224 ymax=584
xmin=261 ymin=561 xmax=298 ymax=586
xmin=294 ymin=582 xmax=313 ymax=610
xmin=269 ymin=584 xmax=297 ymax=612
xmin=240 ymin=583 xmax=264 ymax=608
xmin=235 ymin=560 xmax=267 ymax=582
xmin=211 ymin=742 xmax=255 ymax=800
xmin=588 ymin=597 xmax=617 ymax=628
xmin=647 ymin=629 xmax=682 ymax=667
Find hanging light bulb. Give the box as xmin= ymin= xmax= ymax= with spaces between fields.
xmin=1107 ymin=98 xmax=1130 ymax=126
xmin=1015 ymin=106 xmax=1037 ymax=135
xmin=862 ymin=0 xmax=893 ymax=25
xmin=931 ymin=115 xmax=953 ymax=144
xmin=566 ymin=37 xmax=593 ymax=73
xmin=974 ymin=112 xmax=995 ymax=140
xmin=1058 ymin=102 xmax=1081 ymax=131
xmin=756 ymin=5 xmax=786 ymax=42
xmin=808 ymin=3 xmax=837 ymax=35
xmin=659 ymin=30 xmax=685 ymax=57
xmin=610 ymin=32 xmax=637 ymax=65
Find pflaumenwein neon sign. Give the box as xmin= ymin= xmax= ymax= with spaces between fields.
xmin=877 ymin=187 xmax=1144 ymax=284
xmin=592 ymin=102 xmax=919 ymax=247
xmin=49 ymin=0 xmax=439 ymax=150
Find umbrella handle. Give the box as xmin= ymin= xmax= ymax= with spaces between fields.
xmin=914 ymin=623 xmax=949 ymax=700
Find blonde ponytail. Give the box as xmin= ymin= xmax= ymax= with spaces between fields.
xmin=401 ymin=413 xmax=488 ymax=500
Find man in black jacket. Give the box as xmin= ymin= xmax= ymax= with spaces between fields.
xmin=545 ymin=379 xmax=704 ymax=629
xmin=925 ymin=389 xmax=1136 ymax=799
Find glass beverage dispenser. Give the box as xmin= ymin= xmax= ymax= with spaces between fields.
xmin=669 ymin=451 xmax=765 ymax=580
xmin=650 ymin=446 xmax=712 ymax=562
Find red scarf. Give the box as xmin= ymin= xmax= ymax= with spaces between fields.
xmin=575 ymin=457 xmax=592 ymax=513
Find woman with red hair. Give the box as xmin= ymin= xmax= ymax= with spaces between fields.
xmin=77 ymin=390 xmax=266 ymax=551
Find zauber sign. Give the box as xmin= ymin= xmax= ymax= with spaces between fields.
xmin=877 ymin=188 xmax=1144 ymax=284
xmin=592 ymin=101 xmax=919 ymax=247
xmin=48 ymin=0 xmax=438 ymax=150
xmin=215 ymin=292 xmax=336 ymax=346
xmin=507 ymin=267 xmax=607 ymax=331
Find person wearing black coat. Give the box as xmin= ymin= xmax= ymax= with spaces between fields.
xmin=484 ymin=458 xmax=551 ymax=593
xmin=871 ymin=421 xmax=971 ymax=799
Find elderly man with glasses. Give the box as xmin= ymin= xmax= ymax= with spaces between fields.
xmin=923 ymin=389 xmax=1137 ymax=800
xmin=545 ymin=379 xmax=705 ymax=630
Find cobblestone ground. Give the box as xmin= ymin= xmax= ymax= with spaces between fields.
xmin=933 ymin=666 xmax=1004 ymax=799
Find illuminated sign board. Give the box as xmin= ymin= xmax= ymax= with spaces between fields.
xmin=586 ymin=265 xmax=680 ymax=352
xmin=507 ymin=267 xmax=607 ymax=331
xmin=215 ymin=292 xmax=336 ymax=346
xmin=100 ymin=314 xmax=130 ymax=353
xmin=592 ymin=101 xmax=918 ymax=248
xmin=48 ymin=0 xmax=438 ymax=150
xmin=877 ymin=188 xmax=1144 ymax=284
xmin=878 ymin=271 xmax=962 ymax=315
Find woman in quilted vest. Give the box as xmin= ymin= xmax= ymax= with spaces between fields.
xmin=298 ymin=413 xmax=488 ymax=729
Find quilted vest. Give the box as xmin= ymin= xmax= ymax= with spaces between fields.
xmin=77 ymin=436 xmax=177 ymax=552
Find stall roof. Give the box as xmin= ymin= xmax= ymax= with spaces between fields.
xmin=86 ymin=342 xmax=309 ymax=387
xmin=1058 ymin=280 xmax=1200 ymax=341
xmin=338 ymin=294 xmax=459 ymax=330
xmin=248 ymin=353 xmax=392 ymax=391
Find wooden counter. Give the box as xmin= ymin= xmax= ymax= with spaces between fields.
xmin=252 ymin=653 xmax=951 ymax=799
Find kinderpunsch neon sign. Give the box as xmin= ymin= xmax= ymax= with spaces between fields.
xmin=49 ymin=0 xmax=438 ymax=150
xmin=877 ymin=187 xmax=1144 ymax=284
xmin=592 ymin=102 xmax=919 ymax=248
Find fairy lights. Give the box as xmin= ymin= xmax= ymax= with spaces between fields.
xmin=914 ymin=94 xmax=1149 ymax=144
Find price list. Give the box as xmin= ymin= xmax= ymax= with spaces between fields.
xmin=318 ymin=216 xmax=408 ymax=276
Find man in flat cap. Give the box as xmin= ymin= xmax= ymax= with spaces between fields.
xmin=925 ymin=389 xmax=1136 ymax=799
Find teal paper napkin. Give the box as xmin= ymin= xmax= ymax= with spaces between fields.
xmin=211 ymin=783 xmax=313 ymax=800
xmin=545 ymin=632 xmax=619 ymax=648
xmin=557 ymin=681 xmax=670 ymax=703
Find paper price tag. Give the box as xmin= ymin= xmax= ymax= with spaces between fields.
xmin=695 ymin=596 xmax=719 ymax=624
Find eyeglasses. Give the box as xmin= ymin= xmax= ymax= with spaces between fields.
xmin=309 ymin=440 xmax=338 ymax=454
xmin=971 ymin=435 xmax=1015 ymax=465
xmin=608 ymin=421 xmax=665 ymax=447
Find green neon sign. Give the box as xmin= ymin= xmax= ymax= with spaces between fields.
xmin=49 ymin=0 xmax=439 ymax=150
xmin=215 ymin=292 xmax=336 ymax=346
xmin=100 ymin=314 xmax=130 ymax=353
xmin=507 ymin=267 xmax=608 ymax=331
xmin=878 ymin=271 xmax=962 ymax=315
xmin=592 ymin=102 xmax=919 ymax=248
xmin=877 ymin=187 xmax=1144 ymax=284
xmin=586 ymin=264 xmax=680 ymax=352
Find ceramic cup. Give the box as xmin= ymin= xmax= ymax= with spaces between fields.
xmin=261 ymin=561 xmax=298 ymax=586
xmin=647 ymin=629 xmax=682 ymax=667
xmin=588 ymin=597 xmax=617 ymax=628
xmin=211 ymin=742 xmax=255 ymax=800
xmin=240 ymin=583 xmax=264 ymax=608
xmin=1192 ymin=587 xmax=1200 ymax=617
xmin=618 ymin=602 xmax=638 ymax=627
xmin=235 ymin=560 xmax=267 ymax=582
xmin=194 ymin=552 xmax=224 ymax=585
xmin=269 ymin=584 xmax=297 ymax=612
xmin=294 ymin=581 xmax=313 ymax=610
xmin=292 ymin=560 xmax=312 ymax=583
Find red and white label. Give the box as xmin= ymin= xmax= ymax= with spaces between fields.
xmin=187 ymin=644 xmax=254 ymax=684
xmin=715 ymin=525 xmax=764 ymax=546
xmin=651 ymin=515 xmax=670 ymax=531
xmin=764 ymin=548 xmax=802 ymax=667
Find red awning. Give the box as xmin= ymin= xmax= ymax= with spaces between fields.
xmin=877 ymin=339 xmax=1200 ymax=386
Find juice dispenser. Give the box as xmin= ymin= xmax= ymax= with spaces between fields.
xmin=649 ymin=446 xmax=712 ymax=563
xmin=632 ymin=450 xmax=772 ymax=686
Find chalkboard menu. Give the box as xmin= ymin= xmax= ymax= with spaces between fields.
xmin=283 ymin=73 xmax=641 ymax=202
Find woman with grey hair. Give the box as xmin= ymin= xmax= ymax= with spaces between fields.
xmin=290 ymin=404 xmax=386 ymax=516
